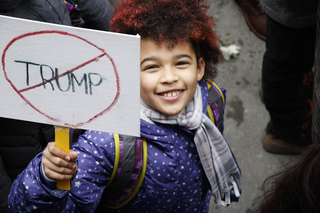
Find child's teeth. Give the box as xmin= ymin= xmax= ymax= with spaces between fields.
xmin=162 ymin=91 xmax=180 ymax=97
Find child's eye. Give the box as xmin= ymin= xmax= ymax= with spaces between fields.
xmin=142 ymin=65 xmax=158 ymax=71
xmin=146 ymin=65 xmax=157 ymax=70
xmin=176 ymin=61 xmax=189 ymax=66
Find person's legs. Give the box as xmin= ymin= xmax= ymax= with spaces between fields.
xmin=262 ymin=15 xmax=316 ymax=154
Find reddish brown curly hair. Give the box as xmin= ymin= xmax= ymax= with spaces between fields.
xmin=110 ymin=0 xmax=221 ymax=80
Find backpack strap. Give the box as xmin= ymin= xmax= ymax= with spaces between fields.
xmin=105 ymin=133 xmax=121 ymax=188
xmin=206 ymin=79 xmax=225 ymax=105
xmin=101 ymin=134 xmax=147 ymax=209
xmin=205 ymin=79 xmax=225 ymax=128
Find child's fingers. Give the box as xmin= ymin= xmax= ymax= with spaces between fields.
xmin=42 ymin=158 xmax=77 ymax=174
xmin=42 ymin=142 xmax=78 ymax=180
xmin=69 ymin=150 xmax=78 ymax=162
xmin=45 ymin=142 xmax=71 ymax=162
xmin=42 ymin=159 xmax=77 ymax=180
xmin=43 ymin=152 xmax=74 ymax=169
xmin=44 ymin=165 xmax=76 ymax=181
xmin=43 ymin=143 xmax=74 ymax=169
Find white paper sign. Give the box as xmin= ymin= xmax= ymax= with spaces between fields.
xmin=0 ymin=15 xmax=140 ymax=136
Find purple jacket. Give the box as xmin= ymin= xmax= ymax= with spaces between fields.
xmin=8 ymin=80 xmax=227 ymax=213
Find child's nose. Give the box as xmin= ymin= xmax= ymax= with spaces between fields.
xmin=160 ymin=67 xmax=179 ymax=84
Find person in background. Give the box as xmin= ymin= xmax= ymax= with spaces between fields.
xmin=235 ymin=0 xmax=266 ymax=40
xmin=0 ymin=2 xmax=70 ymax=212
xmin=259 ymin=0 xmax=319 ymax=154
xmin=0 ymin=119 xmax=55 ymax=213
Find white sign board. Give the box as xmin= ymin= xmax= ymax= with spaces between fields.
xmin=0 ymin=15 xmax=140 ymax=136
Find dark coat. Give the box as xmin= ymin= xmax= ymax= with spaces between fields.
xmin=0 ymin=1 xmax=70 ymax=212
xmin=0 ymin=119 xmax=55 ymax=213
xmin=0 ymin=0 xmax=72 ymax=25
xmin=72 ymin=0 xmax=114 ymax=31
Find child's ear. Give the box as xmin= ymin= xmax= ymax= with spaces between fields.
xmin=196 ymin=58 xmax=205 ymax=81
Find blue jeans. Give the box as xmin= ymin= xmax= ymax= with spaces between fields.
xmin=262 ymin=15 xmax=316 ymax=144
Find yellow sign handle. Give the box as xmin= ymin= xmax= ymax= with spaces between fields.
xmin=54 ymin=126 xmax=70 ymax=190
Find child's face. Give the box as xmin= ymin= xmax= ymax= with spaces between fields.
xmin=140 ymin=38 xmax=205 ymax=116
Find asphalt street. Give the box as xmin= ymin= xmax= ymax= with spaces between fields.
xmin=209 ymin=1 xmax=296 ymax=212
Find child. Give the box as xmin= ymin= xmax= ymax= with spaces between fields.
xmin=8 ymin=0 xmax=241 ymax=212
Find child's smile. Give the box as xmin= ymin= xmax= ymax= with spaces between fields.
xmin=158 ymin=90 xmax=182 ymax=98
xmin=140 ymin=38 xmax=205 ymax=116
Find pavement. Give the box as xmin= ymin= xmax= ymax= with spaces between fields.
xmin=108 ymin=0 xmax=297 ymax=212
xmin=209 ymin=1 xmax=296 ymax=212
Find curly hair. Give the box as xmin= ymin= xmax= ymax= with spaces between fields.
xmin=110 ymin=0 xmax=221 ymax=80
xmin=254 ymin=142 xmax=320 ymax=213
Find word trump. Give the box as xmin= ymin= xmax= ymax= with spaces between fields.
xmin=15 ymin=60 xmax=105 ymax=95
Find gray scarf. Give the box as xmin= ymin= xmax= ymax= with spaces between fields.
xmin=140 ymin=84 xmax=241 ymax=207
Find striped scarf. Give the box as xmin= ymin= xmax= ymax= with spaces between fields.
xmin=140 ymin=83 xmax=241 ymax=207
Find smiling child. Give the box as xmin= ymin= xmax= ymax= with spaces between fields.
xmin=8 ymin=0 xmax=241 ymax=212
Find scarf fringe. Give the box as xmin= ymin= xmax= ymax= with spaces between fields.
xmin=215 ymin=176 xmax=241 ymax=208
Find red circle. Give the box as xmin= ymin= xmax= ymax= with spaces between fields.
xmin=2 ymin=30 xmax=120 ymax=127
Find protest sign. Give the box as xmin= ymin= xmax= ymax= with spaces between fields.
xmin=0 ymin=15 xmax=140 ymax=136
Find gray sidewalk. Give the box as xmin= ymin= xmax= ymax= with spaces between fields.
xmin=209 ymin=0 xmax=294 ymax=212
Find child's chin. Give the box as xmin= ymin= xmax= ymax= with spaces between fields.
xmin=161 ymin=108 xmax=183 ymax=116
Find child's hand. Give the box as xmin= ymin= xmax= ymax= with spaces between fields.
xmin=42 ymin=142 xmax=78 ymax=181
